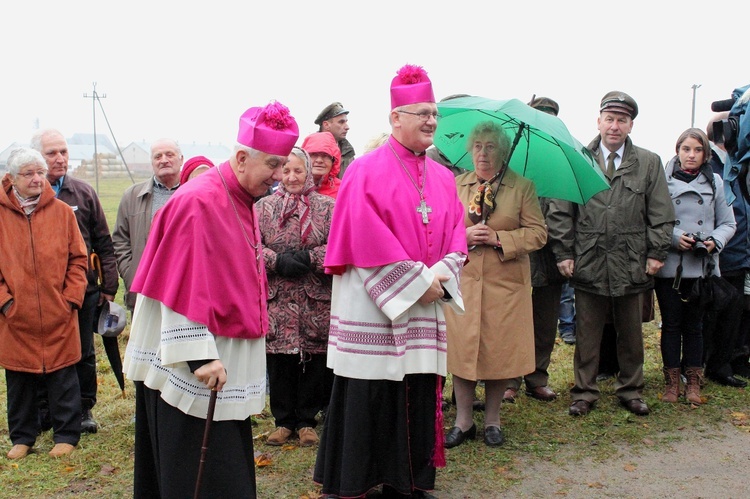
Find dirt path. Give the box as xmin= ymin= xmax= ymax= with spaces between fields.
xmin=497 ymin=422 xmax=750 ymax=498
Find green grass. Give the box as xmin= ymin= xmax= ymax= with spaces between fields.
xmin=1 ymin=176 xmax=749 ymax=497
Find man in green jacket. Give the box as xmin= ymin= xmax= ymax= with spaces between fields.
xmin=549 ymin=91 xmax=674 ymax=417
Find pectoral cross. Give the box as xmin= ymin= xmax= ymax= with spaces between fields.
xmin=416 ymin=199 xmax=432 ymax=224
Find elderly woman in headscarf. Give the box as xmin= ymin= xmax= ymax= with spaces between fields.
xmin=0 ymin=148 xmax=88 ymax=459
xmin=443 ymin=121 xmax=547 ymax=448
xmin=179 ymin=155 xmax=215 ymax=185
xmin=256 ymin=146 xmax=336 ymax=447
xmin=301 ymin=131 xmax=341 ymax=198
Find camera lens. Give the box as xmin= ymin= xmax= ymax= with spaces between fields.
xmin=693 ymin=242 xmax=708 ymax=258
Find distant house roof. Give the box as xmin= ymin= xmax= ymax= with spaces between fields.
xmin=180 ymin=143 xmax=231 ymax=164
xmin=0 ymin=142 xmax=25 ymax=166
xmin=68 ymin=133 xmax=118 ymax=153
xmin=123 ymin=140 xmax=231 ymax=165
xmin=0 ymin=136 xmax=117 ymax=170
xmin=69 ymin=144 xmax=116 ymax=160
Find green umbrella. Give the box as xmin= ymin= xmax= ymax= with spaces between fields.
xmin=435 ymin=96 xmax=610 ymax=204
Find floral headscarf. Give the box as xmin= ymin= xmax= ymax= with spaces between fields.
xmin=276 ymin=147 xmax=316 ymax=242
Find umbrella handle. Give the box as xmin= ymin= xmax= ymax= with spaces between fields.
xmin=194 ymin=389 xmax=218 ymax=499
xmin=90 ymin=252 xmax=104 ymax=286
xmin=508 ymin=122 xmax=526 ymax=163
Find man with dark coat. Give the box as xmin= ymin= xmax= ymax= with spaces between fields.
xmin=112 ymin=139 xmax=182 ymax=311
xmin=315 ymin=102 xmax=355 ymax=178
xmin=505 ymin=97 xmax=566 ymax=403
xmin=33 ymin=129 xmax=119 ymax=434
xmin=549 ymin=91 xmax=674 ymax=417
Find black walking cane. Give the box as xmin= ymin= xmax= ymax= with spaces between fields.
xmin=194 ymin=389 xmax=218 ymax=499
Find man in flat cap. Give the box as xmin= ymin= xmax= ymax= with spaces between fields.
xmin=548 ymin=91 xmax=674 ymax=417
xmin=504 ymin=97 xmax=571 ymax=404
xmin=314 ymin=102 xmax=355 ymax=178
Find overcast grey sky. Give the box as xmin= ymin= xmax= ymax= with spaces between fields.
xmin=2 ymin=0 xmax=748 ymax=163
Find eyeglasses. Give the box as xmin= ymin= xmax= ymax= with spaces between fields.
xmin=17 ymin=170 xmax=47 ymax=180
xmin=397 ymin=110 xmax=441 ymax=122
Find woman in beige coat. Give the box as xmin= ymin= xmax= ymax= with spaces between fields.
xmin=444 ymin=121 xmax=546 ymax=448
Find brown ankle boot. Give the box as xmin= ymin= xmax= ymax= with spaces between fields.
xmin=662 ymin=367 xmax=680 ymax=403
xmin=684 ymin=367 xmax=703 ymax=405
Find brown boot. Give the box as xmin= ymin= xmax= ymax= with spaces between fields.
xmin=7 ymin=444 xmax=31 ymax=459
xmin=661 ymin=367 xmax=680 ymax=403
xmin=266 ymin=427 xmax=293 ymax=446
xmin=684 ymin=367 xmax=704 ymax=405
xmin=298 ymin=427 xmax=319 ymax=447
xmin=49 ymin=443 xmax=75 ymax=458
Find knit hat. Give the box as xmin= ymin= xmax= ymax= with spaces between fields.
xmin=237 ymin=101 xmax=299 ymax=156
xmin=390 ymin=64 xmax=435 ymax=110
xmin=179 ymin=155 xmax=215 ymax=185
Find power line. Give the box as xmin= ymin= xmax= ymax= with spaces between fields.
xmin=83 ymin=83 xmax=135 ymax=194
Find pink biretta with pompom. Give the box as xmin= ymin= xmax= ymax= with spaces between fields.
xmin=390 ymin=64 xmax=435 ymax=110
xmin=237 ymin=101 xmax=299 ymax=156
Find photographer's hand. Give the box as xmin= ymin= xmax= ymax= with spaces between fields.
xmin=678 ymin=234 xmax=695 ymax=252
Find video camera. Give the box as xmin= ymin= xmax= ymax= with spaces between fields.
xmin=711 ymin=85 xmax=750 ymax=201
xmin=711 ymin=93 xmax=747 ymax=156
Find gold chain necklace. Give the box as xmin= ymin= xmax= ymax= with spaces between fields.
xmin=218 ymin=166 xmax=261 ymax=262
xmin=388 ymin=141 xmax=432 ymax=224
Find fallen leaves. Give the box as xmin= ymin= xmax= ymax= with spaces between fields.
xmin=623 ymin=463 xmax=637 ymax=472
xmin=731 ymin=411 xmax=750 ymax=430
xmin=254 ymin=452 xmax=273 ymax=467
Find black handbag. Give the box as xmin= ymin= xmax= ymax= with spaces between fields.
xmin=682 ymin=258 xmax=740 ymax=312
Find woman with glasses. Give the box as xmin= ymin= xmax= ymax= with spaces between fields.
xmin=444 ymin=121 xmax=546 ymax=448
xmin=0 ymin=148 xmax=88 ymax=459
xmin=302 ymin=131 xmax=342 ymax=199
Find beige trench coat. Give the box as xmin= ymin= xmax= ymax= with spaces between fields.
xmin=445 ymin=169 xmax=546 ymax=380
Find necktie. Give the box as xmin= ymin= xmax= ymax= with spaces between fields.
xmin=606 ymin=152 xmax=617 ymax=180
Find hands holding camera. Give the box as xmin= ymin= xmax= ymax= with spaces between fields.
xmin=679 ymin=232 xmax=716 ymax=256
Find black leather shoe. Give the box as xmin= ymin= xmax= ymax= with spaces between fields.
xmin=444 ymin=424 xmax=476 ymax=449
xmin=569 ymin=400 xmax=592 ymax=416
xmin=81 ymin=408 xmax=98 ymax=434
xmin=709 ymin=374 xmax=748 ymax=388
xmin=483 ymin=425 xmax=505 ymax=446
xmin=525 ymin=385 xmax=557 ymax=401
xmin=621 ymin=398 xmax=650 ymax=416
